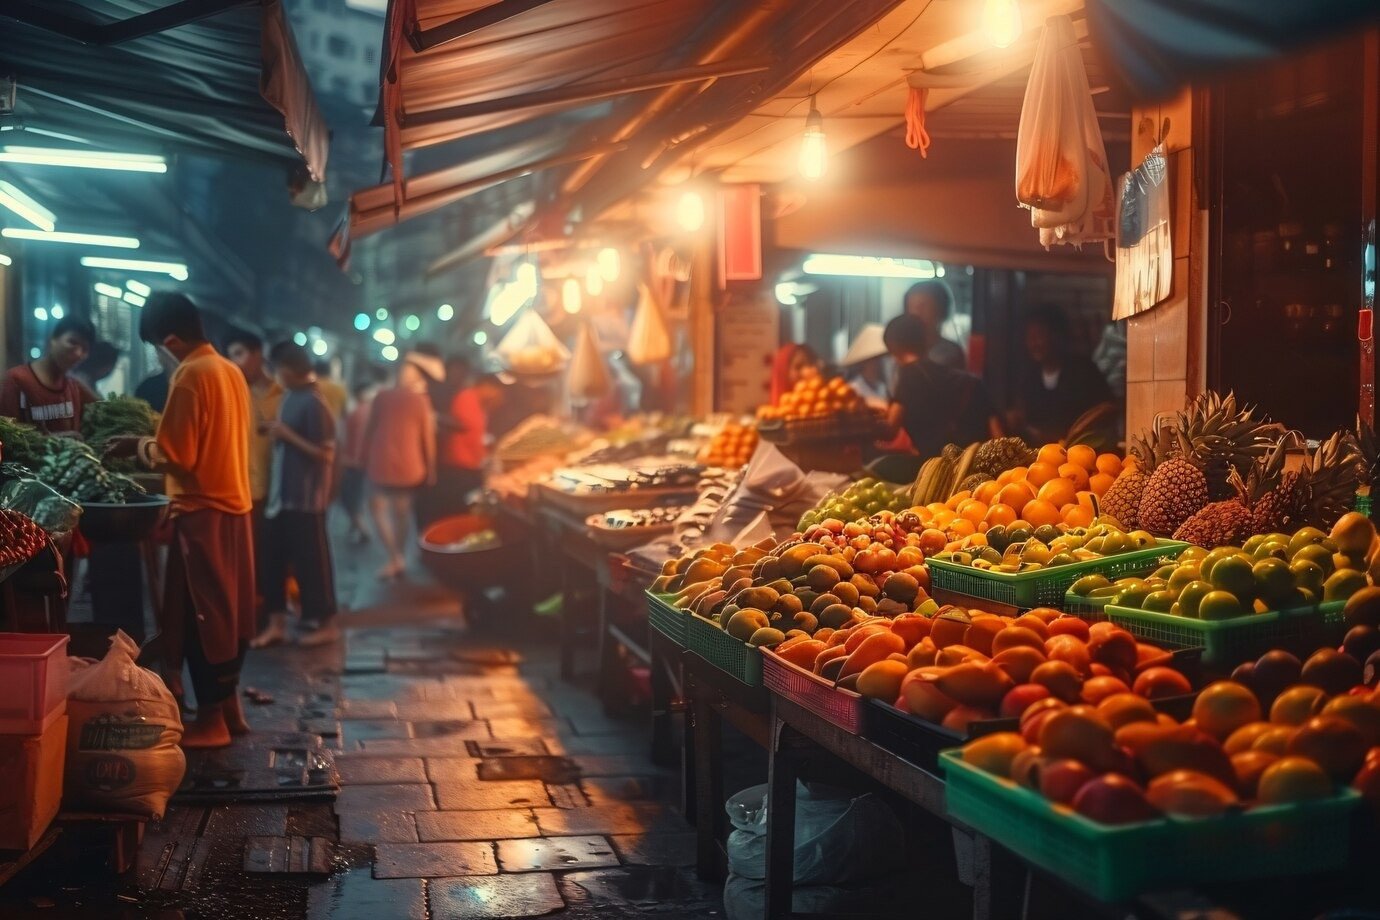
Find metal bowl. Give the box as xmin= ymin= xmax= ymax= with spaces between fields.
xmin=418 ymin=513 xmax=510 ymax=592
xmin=79 ymin=493 xmax=170 ymax=543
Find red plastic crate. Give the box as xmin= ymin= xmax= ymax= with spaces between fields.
xmin=761 ymin=648 xmax=866 ymax=733
xmin=0 ymin=633 xmax=69 ymax=734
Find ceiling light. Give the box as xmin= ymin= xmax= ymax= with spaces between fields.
xmin=33 ymin=307 xmax=47 ymax=321
xmin=0 ymin=253 xmax=11 ymax=267
xmin=311 ymin=339 xmax=328 ymax=356
xmin=472 ymin=330 xmax=487 ymax=346
xmin=381 ymin=344 xmax=399 ymax=361
xmin=122 ymin=291 xmax=146 ymax=307
xmin=801 ymin=253 xmax=937 ymax=279
xmin=798 ymin=96 xmax=828 ymax=181
xmin=983 ymin=0 xmax=1022 ymax=48
xmin=676 ymin=190 xmax=705 ymax=232
xmin=125 ymin=279 xmax=151 ymax=297
xmin=437 ymin=303 xmax=454 ymax=321
xmin=585 ymin=265 xmax=603 ymax=296
xmin=373 ymin=327 xmax=395 ymax=345
xmin=3 ymin=228 xmax=139 ymax=248
xmin=0 ymin=180 xmax=55 ymax=231
xmin=94 ymin=282 xmax=122 ymax=298
xmin=404 ymin=314 xmax=421 ymax=332
xmin=375 ymin=307 xmax=388 ymax=321
xmin=29 ymin=347 xmax=40 ymax=359
xmin=79 ymin=256 xmax=186 ymax=279
xmin=597 ymin=247 xmax=620 ymax=282
xmin=50 ymin=305 xmax=64 ymax=319
xmin=354 ymin=312 xmax=370 ymax=331
xmin=0 ymin=146 xmax=168 ymax=173
xmin=562 ymin=278 xmax=582 ymax=315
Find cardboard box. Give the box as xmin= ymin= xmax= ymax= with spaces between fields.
xmin=0 ymin=712 xmax=68 ymax=850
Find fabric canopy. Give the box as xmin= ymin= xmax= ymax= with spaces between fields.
xmin=1 ymin=0 xmax=328 ymax=186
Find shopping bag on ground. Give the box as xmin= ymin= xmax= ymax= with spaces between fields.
xmin=64 ymin=630 xmax=185 ymax=818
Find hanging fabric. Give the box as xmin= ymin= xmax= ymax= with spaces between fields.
xmin=1014 ymin=15 xmax=1114 ymax=249
xmin=1112 ymin=143 xmax=1172 ymax=320
xmin=627 ymin=283 xmax=672 ymax=365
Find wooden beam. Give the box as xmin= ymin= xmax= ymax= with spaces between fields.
xmin=406 ymin=0 xmax=561 ymax=53
xmin=1 ymin=0 xmax=253 ymax=46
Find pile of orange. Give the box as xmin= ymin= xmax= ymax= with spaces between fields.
xmin=756 ymin=368 xmax=866 ymax=421
xmin=907 ymin=444 xmax=1124 ymax=552
xmin=700 ymin=423 xmax=759 ymax=468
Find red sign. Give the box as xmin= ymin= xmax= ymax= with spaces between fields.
xmin=717 ymin=184 xmax=762 ymax=285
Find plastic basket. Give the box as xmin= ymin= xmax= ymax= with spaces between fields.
xmin=865 ymin=701 xmax=1014 ymax=772
xmin=941 ymin=750 xmax=1358 ymax=901
xmin=646 ymin=592 xmax=688 ymax=648
xmin=761 ymin=648 xmax=866 ymax=733
xmin=1106 ymin=604 xmax=1332 ymax=667
xmin=685 ymin=615 xmax=763 ymax=686
xmin=927 ymin=542 xmax=1189 ymax=610
xmin=757 ymin=414 xmax=885 ymax=446
xmin=1061 ymin=590 xmax=1115 ymax=621
xmin=0 ymin=633 xmax=69 ymax=734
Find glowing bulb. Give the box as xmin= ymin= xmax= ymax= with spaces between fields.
xmin=373 ymin=327 xmax=395 ymax=345
xmin=562 ymin=278 xmax=582 ymax=315
xmin=798 ymin=99 xmax=827 ymax=181
xmin=50 ymin=305 xmax=64 ymax=319
xmin=354 ymin=312 xmax=370 ymax=330
xmin=585 ymin=265 xmax=604 ymax=296
xmin=29 ymin=347 xmax=40 ymax=359
xmin=983 ymin=0 xmax=1022 ymax=48
xmin=515 ymin=262 xmax=538 ymax=295
xmin=473 ymin=330 xmax=487 ymax=346
xmin=375 ymin=307 xmax=389 ymax=321
xmin=597 ymin=247 xmax=620 ymax=282
xmin=676 ymin=190 xmax=704 ymax=232
xmin=293 ymin=332 xmax=307 ymax=346
xmin=404 ymin=314 xmax=421 ymax=332
xmin=381 ymin=344 xmax=399 ymax=361
xmin=437 ymin=303 xmax=454 ymax=321
xmin=33 ymin=307 xmax=47 ymax=321
xmin=311 ymin=339 xmax=328 ymax=356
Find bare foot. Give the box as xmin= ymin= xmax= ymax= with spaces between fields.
xmin=181 ymin=710 xmax=232 ymax=749
xmin=223 ymin=694 xmax=251 ymax=736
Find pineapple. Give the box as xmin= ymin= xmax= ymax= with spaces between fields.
xmin=1294 ymin=430 xmax=1362 ymax=530
xmin=1138 ymin=430 xmax=1209 ymax=536
xmin=1243 ymin=436 xmax=1301 ymax=534
xmin=1102 ymin=418 xmax=1171 ymax=529
xmin=971 ymin=437 xmax=1036 ymax=478
xmin=1354 ymin=415 xmax=1378 ymax=496
xmin=1177 ymin=391 xmax=1280 ymax=502
xmin=1173 ymin=487 xmax=1254 ymax=547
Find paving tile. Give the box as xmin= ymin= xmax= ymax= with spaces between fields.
xmin=495 ymin=836 xmax=620 ymax=872
xmin=477 ymin=755 xmax=580 ymax=785
xmin=301 ymin=718 xmax=342 ymax=737
xmin=470 ymin=700 xmax=554 ymax=720
xmin=308 ymin=868 xmax=426 ymax=920
xmin=532 ymin=804 xmax=678 ymax=837
xmin=336 ymin=783 xmax=435 ymax=812
xmin=558 ymin=866 xmax=719 ymax=913
xmin=426 ymin=757 xmax=481 ymax=783
xmin=338 ymin=810 xmax=418 ymax=844
xmin=336 ymin=756 xmax=427 ymax=785
xmin=545 ymin=783 xmax=589 ymax=809
xmin=341 ymin=719 xmax=413 ymax=745
xmin=411 ymin=719 xmax=483 ymax=738
xmin=545 ymin=734 xmax=649 ymax=756
xmin=430 ymin=873 xmax=563 ymax=919
xmin=581 ymin=775 xmax=676 ymax=804
xmin=415 ymin=808 xmax=539 ymax=842
xmin=487 ymin=717 xmax=570 ymax=738
xmin=569 ymin=754 xmax=674 ymax=778
xmin=609 ymin=833 xmax=697 ymax=867
xmin=393 ymin=699 xmax=476 ymax=722
xmin=202 ymin=803 xmax=289 ymax=837
xmin=472 ymin=738 xmax=549 ymax=758
xmin=341 ymin=674 xmax=439 ymax=701
xmin=372 ymin=841 xmax=498 ymax=878
xmin=336 ymin=699 xmax=398 ymax=720
xmin=432 ymin=778 xmax=549 ymax=811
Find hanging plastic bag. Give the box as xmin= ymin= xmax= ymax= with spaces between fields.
xmin=567 ymin=321 xmax=611 ymax=401
xmin=1113 ymin=145 xmax=1173 ymax=319
xmin=627 ymin=284 xmax=671 ymax=365
xmin=495 ymin=309 xmax=570 ymax=378
xmin=64 ymin=631 xmax=185 ymax=819
xmin=1015 ymin=15 xmax=1113 ymax=248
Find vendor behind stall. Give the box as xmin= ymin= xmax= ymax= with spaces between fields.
xmin=884 ymin=314 xmax=1000 ymax=459
xmin=1008 ymin=305 xmax=1114 ymax=445
xmin=0 ymin=316 xmax=97 ymax=435
xmin=841 ymin=323 xmax=890 ymax=409
xmin=769 ymin=343 xmax=820 ymax=404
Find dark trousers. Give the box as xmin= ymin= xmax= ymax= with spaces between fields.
xmin=186 ymin=619 xmax=245 ymax=707
xmin=252 ymin=502 xmax=269 ymax=630
xmin=261 ymin=510 xmax=337 ymax=626
xmin=88 ymin=542 xmax=145 ymax=643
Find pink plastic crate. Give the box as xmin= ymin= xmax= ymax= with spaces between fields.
xmin=0 ymin=633 xmax=69 ymax=734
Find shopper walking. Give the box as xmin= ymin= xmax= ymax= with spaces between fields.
xmin=434 ymin=357 xmax=504 ymax=519
xmin=0 ymin=316 xmax=97 ymax=434
xmin=364 ymin=354 xmax=436 ymax=580
xmin=106 ymin=293 xmax=255 ymax=749
xmin=338 ymin=375 xmax=378 ymax=544
xmin=258 ymin=341 xmax=339 ymax=647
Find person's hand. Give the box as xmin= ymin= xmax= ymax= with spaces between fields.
xmin=103 ymin=435 xmax=141 ymax=460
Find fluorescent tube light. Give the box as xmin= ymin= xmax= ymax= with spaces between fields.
xmin=801 ymin=253 xmax=937 ymax=279
xmin=94 ymin=283 xmax=122 ymax=298
xmin=0 ymin=180 xmax=55 ymax=231
xmin=79 ymin=257 xmax=187 ymax=280
xmin=0 ymin=253 xmax=11 ymax=266
xmin=125 ymin=279 xmax=151 ymax=296
xmin=0 ymin=146 xmax=167 ymax=173
xmin=3 ymin=228 xmax=138 ymax=248
xmin=122 ymin=291 xmax=146 ymax=307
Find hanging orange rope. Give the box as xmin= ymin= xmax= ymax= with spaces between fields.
xmin=904 ymin=86 xmax=931 ymax=158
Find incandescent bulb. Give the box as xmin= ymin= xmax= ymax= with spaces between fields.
xmin=597 ymin=247 xmax=620 ymax=282
xmin=585 ymin=265 xmax=604 ymax=296
xmin=798 ymin=100 xmax=827 ymax=181
xmin=983 ymin=0 xmax=1022 ymax=48
xmin=676 ymin=190 xmax=705 ymax=232
xmin=562 ymin=278 xmax=582 ymax=314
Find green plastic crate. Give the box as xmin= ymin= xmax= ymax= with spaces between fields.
xmin=1061 ymin=590 xmax=1115 ymax=621
xmin=686 ymin=614 xmax=763 ymax=686
xmin=646 ymin=591 xmax=688 ymax=648
xmin=927 ymin=541 xmax=1189 ymax=610
xmin=941 ymin=750 xmax=1358 ymax=902
xmin=1105 ymin=603 xmax=1340 ymax=667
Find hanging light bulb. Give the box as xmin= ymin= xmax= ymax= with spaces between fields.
xmin=597 ymin=247 xmax=620 ymax=282
xmin=515 ymin=261 xmax=538 ymax=296
xmin=562 ymin=278 xmax=582 ymax=314
xmin=797 ymin=96 xmax=827 ymax=181
xmin=585 ymin=264 xmax=604 ymax=296
xmin=676 ymin=190 xmax=705 ymax=232
xmin=983 ymin=0 xmax=1022 ymax=48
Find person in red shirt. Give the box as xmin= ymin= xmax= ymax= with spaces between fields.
xmin=363 ymin=356 xmax=437 ymax=580
xmin=436 ymin=366 xmax=504 ymax=519
xmin=0 ymin=317 xmax=97 ymax=434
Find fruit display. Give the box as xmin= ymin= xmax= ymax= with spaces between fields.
xmin=0 ymin=508 xmax=49 ymax=568
xmin=912 ymin=441 xmax=981 ymax=505
xmin=755 ymin=367 xmax=866 ymax=421
xmin=932 ymin=520 xmax=1167 ymax=573
xmin=1101 ymin=515 xmax=1376 ymax=620
xmin=699 ymin=422 xmax=758 ymax=468
xmin=798 ymin=478 xmax=911 ymax=532
xmin=37 ymin=437 xmax=145 ymax=504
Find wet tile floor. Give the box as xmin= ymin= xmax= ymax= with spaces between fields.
xmin=1 ymin=531 xmax=722 ymax=919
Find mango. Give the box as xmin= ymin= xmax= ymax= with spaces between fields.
xmin=736 ymin=586 xmax=779 ymax=611
xmin=725 ymin=608 xmax=770 ymax=642
xmin=856 ymin=660 xmax=908 ymax=701
xmin=778 ymin=639 xmax=826 ymax=669
xmin=748 ymin=627 xmax=785 ymax=648
xmin=839 ymin=631 xmax=907 ymax=678
xmin=804 ymin=554 xmax=854 ymax=581
xmin=818 ymin=603 xmax=856 ymax=630
xmin=933 ymin=661 xmax=1014 ymax=708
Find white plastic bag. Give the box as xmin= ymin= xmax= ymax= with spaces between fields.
xmin=495 ymin=310 xmax=570 ymax=377
xmin=567 ymin=321 xmax=610 ymax=401
xmin=1015 ymin=15 xmax=1113 ymax=248
xmin=627 ymin=284 xmax=671 ymax=365
xmin=703 ymin=441 xmax=847 ymax=544
xmin=1113 ymin=145 xmax=1173 ymax=319
xmin=64 ymin=631 xmax=185 ymax=819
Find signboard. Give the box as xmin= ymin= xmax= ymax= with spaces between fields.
xmin=716 ymin=295 xmax=778 ymax=414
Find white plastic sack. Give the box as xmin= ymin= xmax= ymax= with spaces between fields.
xmin=567 ymin=322 xmax=611 ymax=401
xmin=1113 ymin=145 xmax=1173 ymax=319
xmin=703 ymin=441 xmax=847 ymax=545
xmin=495 ymin=310 xmax=570 ymax=377
xmin=65 ymin=631 xmax=185 ymax=819
xmin=1015 ymin=15 xmax=1113 ymax=248
xmin=626 ymin=284 xmax=671 ymax=365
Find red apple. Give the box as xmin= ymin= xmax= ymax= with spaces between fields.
xmin=1072 ymin=774 xmax=1160 ymax=825
xmin=1000 ymin=683 xmax=1052 ymax=719
xmin=1039 ymin=758 xmax=1096 ymax=805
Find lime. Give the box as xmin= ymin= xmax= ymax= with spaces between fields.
xmin=1176 ymin=580 xmax=1214 ymax=618
xmin=1292 ymin=543 xmax=1335 ymax=574
xmin=1177 ymin=545 xmax=1208 ymax=563
xmin=1254 ymin=540 xmax=1290 ymax=561
xmin=1168 ymin=563 xmax=1202 ymax=593
xmin=1242 ymin=534 xmax=1268 ymax=556
xmin=1199 ymin=546 xmax=1242 ymax=582
xmin=1199 ymin=589 xmax=1246 ymax=620
xmin=1114 ymin=585 xmax=1152 ymax=608
xmin=1252 ymin=557 xmax=1295 ymax=606
xmin=1287 ymin=526 xmax=1328 ymax=558
xmin=1070 ymin=573 xmax=1111 ymax=596
xmin=1290 ymin=559 xmax=1325 ymax=595
xmin=1210 ymin=555 xmax=1256 ymax=597
xmin=1143 ymin=589 xmax=1176 ymax=612
xmin=1324 ymin=569 xmax=1368 ymax=603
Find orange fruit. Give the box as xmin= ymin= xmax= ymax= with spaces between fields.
xmin=974 ymin=481 xmax=1002 ymax=504
xmin=951 ymin=489 xmax=973 ymax=504
xmin=1089 ymin=473 xmax=1115 ymax=496
xmin=926 ymin=502 xmax=948 ymax=515
xmin=997 ymin=482 xmax=1036 ymax=515
xmin=1036 ymin=444 xmax=1067 ymax=466
xmin=1026 ymin=462 xmax=1061 ymax=487
xmin=1022 ymin=499 xmax=1061 ymax=528
xmin=932 ymin=509 xmax=956 ymax=528
xmin=1036 ymin=477 xmax=1077 ymax=509
xmin=984 ymin=503 xmax=1017 ymax=528
xmin=966 ymin=533 xmax=989 ymax=547
xmin=1057 ymin=463 xmax=1090 ymax=492
xmin=956 ymin=499 xmax=989 ymax=524
xmin=1067 ymin=444 xmax=1097 ymax=472
xmin=948 ymin=518 xmax=976 ymax=537
xmin=1062 ymin=503 xmax=1094 ymax=528
xmin=1095 ymin=453 xmax=1123 ymax=477
xmin=996 ymin=469 xmax=1017 ymax=486
xmin=1008 ymin=465 xmax=1030 ymax=482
